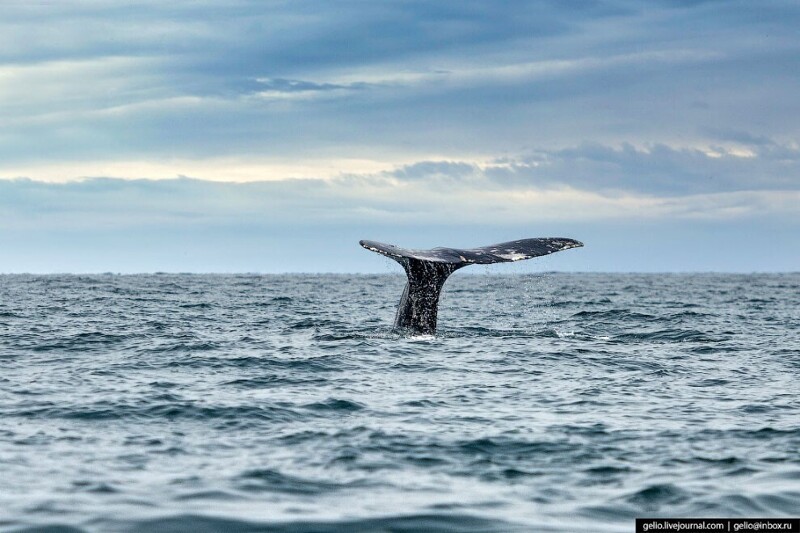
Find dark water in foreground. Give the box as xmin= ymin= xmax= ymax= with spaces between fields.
xmin=1 ymin=273 xmax=799 ymax=532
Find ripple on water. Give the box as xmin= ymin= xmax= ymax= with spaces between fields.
xmin=0 ymin=273 xmax=798 ymax=532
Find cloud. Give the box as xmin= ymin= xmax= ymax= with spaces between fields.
xmin=1 ymin=166 xmax=797 ymax=273
xmin=1 ymin=0 xmax=798 ymax=176
xmin=1 ymin=1 xmax=799 ymax=272
xmin=2 ymin=140 xmax=798 ymax=235
xmin=485 ymin=140 xmax=800 ymax=195
xmin=250 ymin=77 xmax=372 ymax=102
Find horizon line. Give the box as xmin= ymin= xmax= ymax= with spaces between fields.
xmin=1 ymin=270 xmax=797 ymax=276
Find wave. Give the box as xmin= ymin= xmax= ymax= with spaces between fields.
xmin=302 ymin=398 xmax=365 ymax=412
xmin=234 ymin=468 xmax=374 ymax=495
xmin=40 ymin=513 xmax=529 ymax=533
xmin=2 ymin=273 xmax=798 ymax=533
xmin=8 ymin=401 xmax=304 ymax=424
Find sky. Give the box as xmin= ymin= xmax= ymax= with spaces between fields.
xmin=1 ymin=0 xmax=798 ymax=273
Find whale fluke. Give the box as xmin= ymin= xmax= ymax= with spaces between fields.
xmin=360 ymin=237 xmax=583 ymax=334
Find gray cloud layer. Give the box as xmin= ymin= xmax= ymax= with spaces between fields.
xmin=1 ymin=1 xmax=799 ymax=272
xmin=3 ymin=137 xmax=798 ymax=231
xmin=2 ymin=169 xmax=797 ymax=273
xmin=1 ymin=0 xmax=799 ymax=170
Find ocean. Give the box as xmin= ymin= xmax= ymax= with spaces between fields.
xmin=1 ymin=273 xmax=798 ymax=532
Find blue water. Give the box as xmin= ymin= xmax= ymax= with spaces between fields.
xmin=1 ymin=273 xmax=799 ymax=532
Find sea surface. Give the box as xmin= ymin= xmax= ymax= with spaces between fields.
xmin=1 ymin=273 xmax=799 ymax=532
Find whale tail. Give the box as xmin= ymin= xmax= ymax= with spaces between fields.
xmin=360 ymin=237 xmax=583 ymax=334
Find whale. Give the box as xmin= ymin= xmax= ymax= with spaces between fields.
xmin=360 ymin=237 xmax=583 ymax=334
